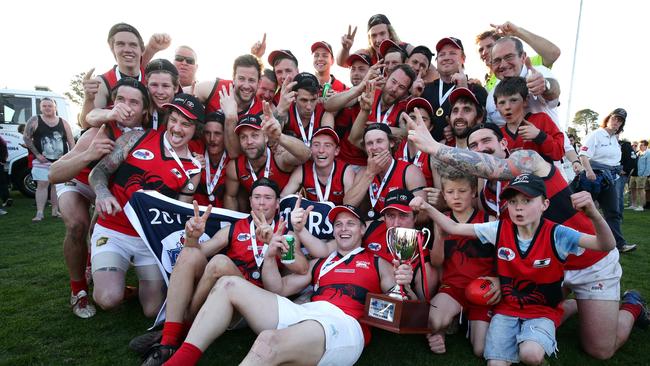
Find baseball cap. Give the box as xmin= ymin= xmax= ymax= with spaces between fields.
xmin=345 ymin=53 xmax=372 ymax=67
xmin=107 ymin=23 xmax=143 ymax=46
xmin=501 ymin=174 xmax=547 ymax=200
xmin=328 ymin=204 xmax=363 ymax=223
xmin=311 ymin=41 xmax=333 ymax=56
xmin=311 ymin=126 xmax=340 ymax=145
xmin=610 ymin=108 xmax=627 ymax=121
xmin=364 ymin=123 xmax=392 ymax=138
xmin=406 ymin=97 xmax=434 ymax=118
xmin=268 ymin=49 xmax=298 ymax=68
xmin=449 ymin=87 xmax=481 ymax=108
xmin=292 ymin=72 xmax=320 ymax=92
xmin=467 ymin=122 xmax=504 ymax=142
xmin=251 ymin=177 xmax=280 ymax=198
xmin=436 ymin=37 xmax=464 ymax=52
xmin=145 ymin=59 xmax=179 ymax=78
xmin=234 ymin=114 xmax=263 ymax=134
xmin=112 ymin=77 xmax=149 ymax=102
xmin=163 ymin=94 xmax=205 ymax=123
xmin=379 ymin=39 xmax=402 ymax=58
xmin=367 ymin=14 xmax=391 ymax=30
xmin=205 ymin=110 xmax=226 ymax=124
xmin=380 ymin=189 xmax=414 ymax=214
xmin=409 ymin=45 xmax=434 ymax=63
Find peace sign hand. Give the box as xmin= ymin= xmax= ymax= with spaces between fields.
xmin=341 ymin=25 xmax=357 ymax=50
xmin=266 ymin=218 xmax=289 ymax=258
xmin=184 ymin=200 xmax=213 ymax=247
xmin=252 ymin=209 xmax=274 ymax=244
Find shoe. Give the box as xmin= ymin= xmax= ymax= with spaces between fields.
xmin=32 ymin=214 xmax=44 ymax=222
xmin=70 ymin=290 xmax=96 ymax=319
xmin=634 ymin=207 xmax=644 ymax=212
xmin=141 ymin=344 xmax=177 ymax=366
xmin=129 ymin=330 xmax=163 ymax=355
xmin=625 ymin=205 xmax=638 ymax=210
xmin=622 ymin=290 xmax=649 ymax=329
xmin=618 ymin=244 xmax=637 ymax=253
xmin=0 ymin=209 xmax=7 ymax=215
xmin=2 ymin=198 xmax=13 ymax=207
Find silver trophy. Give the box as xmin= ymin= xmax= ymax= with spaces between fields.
xmin=386 ymin=227 xmax=431 ymax=300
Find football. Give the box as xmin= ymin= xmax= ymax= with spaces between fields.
xmin=465 ymin=278 xmax=495 ymax=306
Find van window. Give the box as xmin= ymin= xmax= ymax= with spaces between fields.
xmin=0 ymin=94 xmax=33 ymax=124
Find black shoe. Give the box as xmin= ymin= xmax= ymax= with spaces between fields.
xmin=129 ymin=330 xmax=162 ymax=355
xmin=622 ymin=290 xmax=649 ymax=329
xmin=141 ymin=343 xmax=177 ymax=366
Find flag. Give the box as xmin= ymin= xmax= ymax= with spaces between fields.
xmin=279 ymin=194 xmax=334 ymax=240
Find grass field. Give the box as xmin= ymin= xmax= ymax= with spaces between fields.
xmin=1 ymin=192 xmax=649 ymax=365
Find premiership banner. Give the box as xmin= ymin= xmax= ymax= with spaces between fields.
xmin=279 ymin=194 xmax=334 ymax=240
xmin=124 ymin=190 xmax=247 ymax=327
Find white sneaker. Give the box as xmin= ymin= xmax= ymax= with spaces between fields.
xmin=70 ymin=290 xmax=97 ymax=319
xmin=634 ymin=207 xmax=644 ymax=212
xmin=625 ymin=205 xmax=638 ymax=210
xmin=0 ymin=209 xmax=7 ymax=215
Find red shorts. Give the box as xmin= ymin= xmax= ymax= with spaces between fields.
xmin=438 ymin=283 xmax=492 ymax=322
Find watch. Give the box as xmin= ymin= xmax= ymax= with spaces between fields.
xmin=543 ymin=79 xmax=551 ymax=93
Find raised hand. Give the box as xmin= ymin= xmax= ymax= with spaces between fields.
xmin=490 ymin=21 xmax=519 ymax=36
xmin=250 ymin=33 xmax=267 ymax=58
xmin=184 ymin=200 xmax=213 ymax=246
xmin=218 ymin=83 xmax=238 ymax=119
xmin=252 ymin=209 xmax=274 ymax=244
xmin=517 ymin=120 xmax=541 ymax=141
xmin=290 ymin=195 xmax=314 ymax=233
xmin=405 ymin=108 xmax=438 ymax=154
xmin=261 ymin=101 xmax=282 ymax=143
xmin=524 ymin=57 xmax=545 ymax=96
xmin=341 ymin=25 xmax=357 ymax=50
xmin=450 ymin=65 xmax=468 ymax=88
xmin=411 ymin=69 xmax=425 ymax=97
xmin=423 ymin=187 xmax=444 ymax=208
xmin=87 ymin=125 xmax=115 ymax=161
xmin=359 ymin=80 xmax=375 ymax=112
xmin=148 ymin=33 xmax=172 ymax=52
xmin=571 ymin=191 xmax=598 ymax=218
xmin=277 ymin=77 xmax=297 ymax=114
xmin=108 ymin=103 xmax=134 ymax=123
xmin=266 ymin=218 xmax=289 ymax=258
xmin=82 ymin=68 xmax=100 ymax=101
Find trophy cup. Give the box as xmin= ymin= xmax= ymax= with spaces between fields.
xmin=360 ymin=227 xmax=432 ymax=334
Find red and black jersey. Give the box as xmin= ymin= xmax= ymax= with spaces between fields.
xmin=540 ymin=165 xmax=608 ymax=270
xmin=329 ymin=75 xmax=348 ymax=92
xmin=394 ymin=139 xmax=433 ymax=187
xmin=311 ymin=249 xmax=382 ymax=345
xmin=205 ymin=79 xmax=264 ymax=116
xmin=495 ymin=218 xmax=565 ymax=327
xmin=442 ymin=210 xmax=495 ymax=288
xmin=480 ymin=180 xmax=509 ymax=218
xmin=302 ymin=159 xmax=348 ymax=205
xmin=98 ymin=130 xmax=197 ymax=235
xmin=227 ymin=217 xmax=284 ymax=287
xmin=99 ymin=65 xmax=146 ymax=107
xmin=369 ymin=159 xmax=410 ymax=214
xmin=285 ymin=102 xmax=327 ymax=142
xmin=235 ymin=152 xmax=292 ymax=193
xmin=501 ymin=113 xmax=565 ymax=163
xmin=362 ymin=220 xmax=391 ymax=263
xmin=334 ymin=103 xmax=367 ymax=166
xmin=75 ymin=121 xmax=126 ymax=185
xmin=366 ymin=89 xmax=407 ymax=127
xmin=194 ymin=152 xmax=230 ymax=209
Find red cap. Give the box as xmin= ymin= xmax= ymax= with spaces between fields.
xmin=234 ymin=114 xmax=263 ymax=134
xmin=379 ymin=39 xmax=401 ymax=58
xmin=327 ymin=205 xmax=363 ymax=223
xmin=449 ymin=87 xmax=480 ymax=108
xmin=268 ymin=49 xmax=298 ymax=67
xmin=435 ymin=37 xmax=464 ymax=52
xmin=311 ymin=41 xmax=333 ymax=56
xmin=406 ymin=97 xmax=434 ymax=117
xmin=311 ymin=126 xmax=340 ymax=145
xmin=345 ymin=53 xmax=372 ymax=67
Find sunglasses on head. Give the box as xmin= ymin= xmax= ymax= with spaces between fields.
xmin=174 ymin=55 xmax=195 ymax=65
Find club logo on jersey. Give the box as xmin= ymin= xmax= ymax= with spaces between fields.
xmin=497 ymin=247 xmax=516 ymax=261
xmin=237 ymin=233 xmax=251 ymax=241
xmin=132 ymin=149 xmax=155 ymax=160
xmin=367 ymin=242 xmax=382 ymax=251
xmin=170 ymin=168 xmax=183 ymax=179
xmin=533 ymin=258 xmax=551 ymax=268
xmin=356 ymin=260 xmax=370 ymax=269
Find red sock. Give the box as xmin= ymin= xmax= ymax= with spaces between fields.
xmin=70 ymin=279 xmax=88 ymax=295
xmin=161 ymin=322 xmax=186 ymax=347
xmin=621 ymin=303 xmax=642 ymax=320
xmin=164 ymin=342 xmax=202 ymax=366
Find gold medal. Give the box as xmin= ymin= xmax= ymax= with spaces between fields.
xmin=436 ymin=107 xmax=444 ymax=117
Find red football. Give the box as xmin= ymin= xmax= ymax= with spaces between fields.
xmin=465 ymin=278 xmax=494 ymax=306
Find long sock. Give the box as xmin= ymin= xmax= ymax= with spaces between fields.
xmin=621 ymin=303 xmax=642 ymax=320
xmin=164 ymin=342 xmax=202 ymax=366
xmin=70 ymin=279 xmax=88 ymax=295
xmin=161 ymin=322 xmax=186 ymax=347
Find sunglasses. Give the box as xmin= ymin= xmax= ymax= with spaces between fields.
xmin=174 ymin=55 xmax=196 ymax=65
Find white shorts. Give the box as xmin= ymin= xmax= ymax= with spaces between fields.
xmin=276 ymin=296 xmax=364 ymax=366
xmin=90 ymin=223 xmax=158 ymax=272
xmin=563 ymin=250 xmax=621 ymax=301
xmin=56 ymin=179 xmax=96 ymax=200
xmin=31 ymin=165 xmax=50 ymax=182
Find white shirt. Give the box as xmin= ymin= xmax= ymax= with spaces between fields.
xmin=579 ymin=128 xmax=621 ymax=166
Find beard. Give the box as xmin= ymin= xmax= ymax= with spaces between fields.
xmin=451 ymin=119 xmax=471 ymax=139
xmin=245 ymin=144 xmax=265 ymax=160
xmin=235 ymin=86 xmax=254 ymax=105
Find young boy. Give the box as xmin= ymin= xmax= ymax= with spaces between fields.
xmin=426 ymin=172 xmax=497 ymax=357
xmin=410 ymin=173 xmax=615 ymax=365
xmin=494 ymin=77 xmax=565 ymax=163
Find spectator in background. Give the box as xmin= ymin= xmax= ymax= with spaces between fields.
xmin=174 ymin=45 xmax=198 ymax=89
xmin=0 ymin=135 xmax=9 ymax=215
xmin=629 ymin=140 xmax=649 ymax=211
xmin=619 ymin=139 xmax=637 ymax=213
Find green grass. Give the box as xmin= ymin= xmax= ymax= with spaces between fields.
xmin=1 ymin=193 xmax=649 ymax=365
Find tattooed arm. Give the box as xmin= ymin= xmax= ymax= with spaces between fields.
xmin=22 ymin=117 xmax=47 ymax=163
xmin=89 ymin=130 xmax=145 ymax=217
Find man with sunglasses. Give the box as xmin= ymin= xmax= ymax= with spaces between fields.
xmin=174 ymin=45 xmax=198 ymax=89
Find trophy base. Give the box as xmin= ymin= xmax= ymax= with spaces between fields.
xmin=359 ymin=293 xmax=431 ymax=334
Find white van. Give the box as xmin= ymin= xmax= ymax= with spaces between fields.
xmin=0 ymin=89 xmax=72 ymax=197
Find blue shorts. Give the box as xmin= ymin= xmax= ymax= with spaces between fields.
xmin=484 ymin=314 xmax=557 ymax=363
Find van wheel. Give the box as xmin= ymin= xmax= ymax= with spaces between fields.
xmin=12 ymin=164 xmax=36 ymax=198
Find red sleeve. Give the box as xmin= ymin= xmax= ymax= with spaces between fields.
xmin=529 ymin=113 xmax=565 ymax=161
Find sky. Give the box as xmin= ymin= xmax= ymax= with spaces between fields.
xmin=2 ymin=0 xmax=647 ymax=140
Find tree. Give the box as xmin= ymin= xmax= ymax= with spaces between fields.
xmin=64 ymin=71 xmax=86 ymax=107
xmin=572 ymin=109 xmax=599 ymax=136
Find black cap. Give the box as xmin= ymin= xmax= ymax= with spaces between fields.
xmin=205 ymin=111 xmax=226 ymax=124
xmin=436 ymin=37 xmax=464 ymax=52
xmin=409 ymin=45 xmax=434 ymax=63
xmin=268 ymin=50 xmax=298 ymax=68
xmin=328 ymin=204 xmax=363 ymax=222
xmin=251 ymin=177 xmax=280 ymax=198
xmin=364 ymin=123 xmax=392 ymax=138
xmin=381 ymin=189 xmax=414 ymax=214
xmin=467 ymin=123 xmax=503 ymax=142
xmin=292 ymin=72 xmax=320 ymax=92
xmin=163 ymin=93 xmax=205 ymax=123
xmin=346 ymin=53 xmax=372 ymax=67
xmin=107 ymin=23 xmax=143 ymax=46
xmin=368 ymin=14 xmax=391 ymax=30
xmin=234 ymin=114 xmax=263 ymax=134
xmin=145 ymin=59 xmax=179 ymax=78
xmin=610 ymin=108 xmax=627 ymax=121
xmin=501 ymin=174 xmax=547 ymax=200
xmin=111 ymin=77 xmax=149 ymax=102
